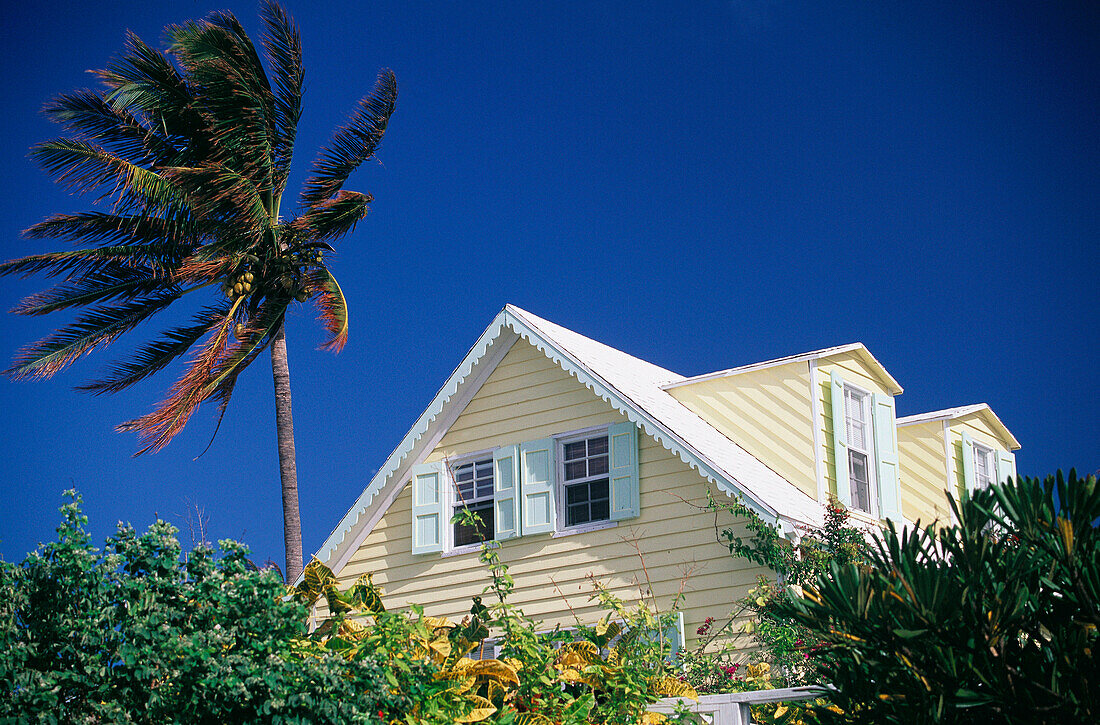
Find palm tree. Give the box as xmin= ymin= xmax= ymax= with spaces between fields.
xmin=1 ymin=2 xmax=396 ymax=584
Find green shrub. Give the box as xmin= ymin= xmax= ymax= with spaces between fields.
xmin=0 ymin=491 xmax=408 ymax=723
xmin=775 ymin=471 xmax=1100 ymax=724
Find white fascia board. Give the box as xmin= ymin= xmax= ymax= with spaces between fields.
xmin=504 ymin=308 xmax=784 ymax=526
xmin=897 ymin=403 xmax=1020 ymax=451
xmin=309 ymin=309 xmax=517 ymax=574
xmin=663 ymin=342 xmax=903 ymax=396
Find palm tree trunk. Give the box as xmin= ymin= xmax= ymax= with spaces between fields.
xmin=270 ymin=319 xmax=303 ymax=583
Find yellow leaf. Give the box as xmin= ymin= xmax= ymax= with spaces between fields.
xmin=649 ymin=676 xmax=697 ymax=700
xmin=641 ymin=712 xmax=668 ymax=724
xmin=465 ymin=659 xmax=520 ymax=686
xmin=774 ymin=705 xmax=788 ymax=717
xmin=454 ymin=696 xmax=496 ymax=723
xmin=514 ymin=714 xmax=554 ymax=725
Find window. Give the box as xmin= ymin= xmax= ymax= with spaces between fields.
xmin=561 ymin=433 xmax=611 ymax=528
xmin=843 ymin=385 xmax=876 ymax=515
xmin=451 ymin=457 xmax=494 ymax=547
xmin=973 ymin=443 xmax=995 ymax=490
xmin=410 ymin=421 xmax=639 ymax=555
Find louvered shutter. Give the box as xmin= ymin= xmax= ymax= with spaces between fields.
xmin=410 ymin=461 xmax=445 ymax=555
xmin=519 ymin=438 xmax=556 ymax=536
xmin=493 ymin=444 xmax=521 ymax=540
xmin=608 ymin=421 xmax=640 ymax=521
xmin=960 ymin=432 xmax=976 ymax=495
xmin=872 ymin=393 xmax=903 ymax=525
xmin=996 ymin=449 xmax=1016 ymax=486
xmin=830 ymin=371 xmax=852 ymax=507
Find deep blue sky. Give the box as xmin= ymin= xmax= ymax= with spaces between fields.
xmin=1 ymin=1 xmax=1096 ymax=567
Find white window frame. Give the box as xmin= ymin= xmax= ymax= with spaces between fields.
xmin=843 ymin=383 xmax=878 ymax=518
xmin=554 ymin=425 xmax=617 ymax=535
xmin=444 ymin=448 xmax=496 ymax=554
xmin=973 ymin=442 xmax=995 ymax=490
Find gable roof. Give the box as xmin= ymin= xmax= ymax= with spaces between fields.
xmin=662 ymin=342 xmax=904 ymax=396
xmin=897 ymin=404 xmax=1021 ymax=450
xmin=312 ymin=305 xmax=825 ymax=574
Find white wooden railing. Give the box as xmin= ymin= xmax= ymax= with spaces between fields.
xmin=649 ymin=686 xmax=830 ymax=725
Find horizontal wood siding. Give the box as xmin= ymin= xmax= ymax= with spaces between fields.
xmin=335 ymin=338 xmax=768 ymax=646
xmin=815 ymin=353 xmax=897 ymax=501
xmin=897 ymin=421 xmax=953 ymax=525
xmin=667 ymin=362 xmax=817 ymax=500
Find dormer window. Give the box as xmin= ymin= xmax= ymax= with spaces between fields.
xmin=843 ymin=385 xmax=876 ymax=515
xmin=973 ymin=443 xmax=995 ymax=490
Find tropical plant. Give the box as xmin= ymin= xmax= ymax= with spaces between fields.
xmin=1 ymin=1 xmax=396 ymax=583
xmin=775 ymin=471 xmax=1100 ymax=724
xmin=0 ymin=491 xmax=409 ymax=723
xmin=292 ymin=536 xmax=698 ymax=725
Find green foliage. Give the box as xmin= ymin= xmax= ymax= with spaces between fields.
xmin=0 ymin=491 xmax=408 ymax=723
xmin=775 ymin=471 xmax=1100 ymax=724
xmin=293 ymin=526 xmax=696 ymax=725
xmin=683 ymin=496 xmax=867 ymax=696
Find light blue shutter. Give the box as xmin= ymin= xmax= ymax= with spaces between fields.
xmin=493 ymin=444 xmax=521 ymax=540
xmin=960 ymin=432 xmax=976 ymax=495
xmin=996 ymin=450 xmax=1016 ymax=486
xmin=519 ymin=438 xmax=555 ymax=536
xmin=872 ymin=393 xmax=903 ymax=526
xmin=830 ymin=371 xmax=852 ymax=508
xmin=608 ymin=421 xmax=640 ymax=521
xmin=662 ymin=611 xmax=685 ymax=665
xmin=410 ymin=461 xmax=445 ymax=555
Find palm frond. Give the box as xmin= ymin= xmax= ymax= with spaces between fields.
xmin=291 ymin=190 xmax=372 ymax=242
xmin=260 ymin=0 xmax=303 ymax=193
xmin=25 ymin=212 xmax=198 ymax=248
xmin=43 ymin=90 xmax=178 ymax=166
xmin=78 ymin=303 xmax=229 ymax=395
xmin=167 ymin=16 xmax=275 ymax=192
xmin=0 ymin=245 xmax=184 ymax=281
xmin=11 ymin=264 xmax=168 ymax=316
xmin=117 ymin=300 xmax=241 ymax=454
xmin=300 ymin=69 xmax=396 ymax=207
xmin=205 ymin=299 xmax=287 ymax=405
xmin=304 ymin=267 xmax=348 ymax=352
xmin=159 ymin=163 xmax=270 ymax=233
xmin=5 ymin=293 xmax=179 ymax=380
xmin=95 ymin=32 xmax=209 ymax=162
xmin=29 ymin=139 xmax=184 ymax=211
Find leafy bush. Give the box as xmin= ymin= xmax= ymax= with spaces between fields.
xmin=776 ymin=471 xmax=1100 ymax=724
xmin=0 ymin=492 xmax=409 ymax=723
xmin=293 ymin=535 xmax=697 ymax=725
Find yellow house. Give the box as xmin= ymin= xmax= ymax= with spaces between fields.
xmin=896 ymin=405 xmax=1021 ymax=526
xmin=312 ymin=305 xmax=1019 ymax=646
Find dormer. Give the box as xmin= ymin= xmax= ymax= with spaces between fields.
xmin=896 ymin=404 xmax=1020 ymax=526
xmin=663 ymin=344 xmax=905 ymax=525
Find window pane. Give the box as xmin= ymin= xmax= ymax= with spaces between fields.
xmin=588 ymin=454 xmax=609 ymax=476
xmin=566 ymin=483 xmax=587 ymax=506
xmin=454 ymin=501 xmax=494 ymax=546
xmin=565 ymin=460 xmax=587 ymax=481
xmin=564 ymin=441 xmax=586 ymax=461
xmin=849 ymin=451 xmax=871 ymax=512
xmin=590 ymin=498 xmax=609 ymax=522
xmin=587 ymin=436 xmax=608 ymax=456
xmin=567 ymin=503 xmax=588 ymax=527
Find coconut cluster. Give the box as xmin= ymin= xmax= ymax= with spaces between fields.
xmin=223 ymin=271 xmax=255 ymax=300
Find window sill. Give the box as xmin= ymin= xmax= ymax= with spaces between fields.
xmin=551 ymin=520 xmax=618 ymax=538
xmin=441 ymin=542 xmax=488 ymax=558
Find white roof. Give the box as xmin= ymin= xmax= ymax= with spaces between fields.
xmin=897 ymin=403 xmax=1020 ymax=450
xmin=312 ymin=305 xmax=824 ymax=574
xmin=663 ymin=342 xmax=903 ymax=396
